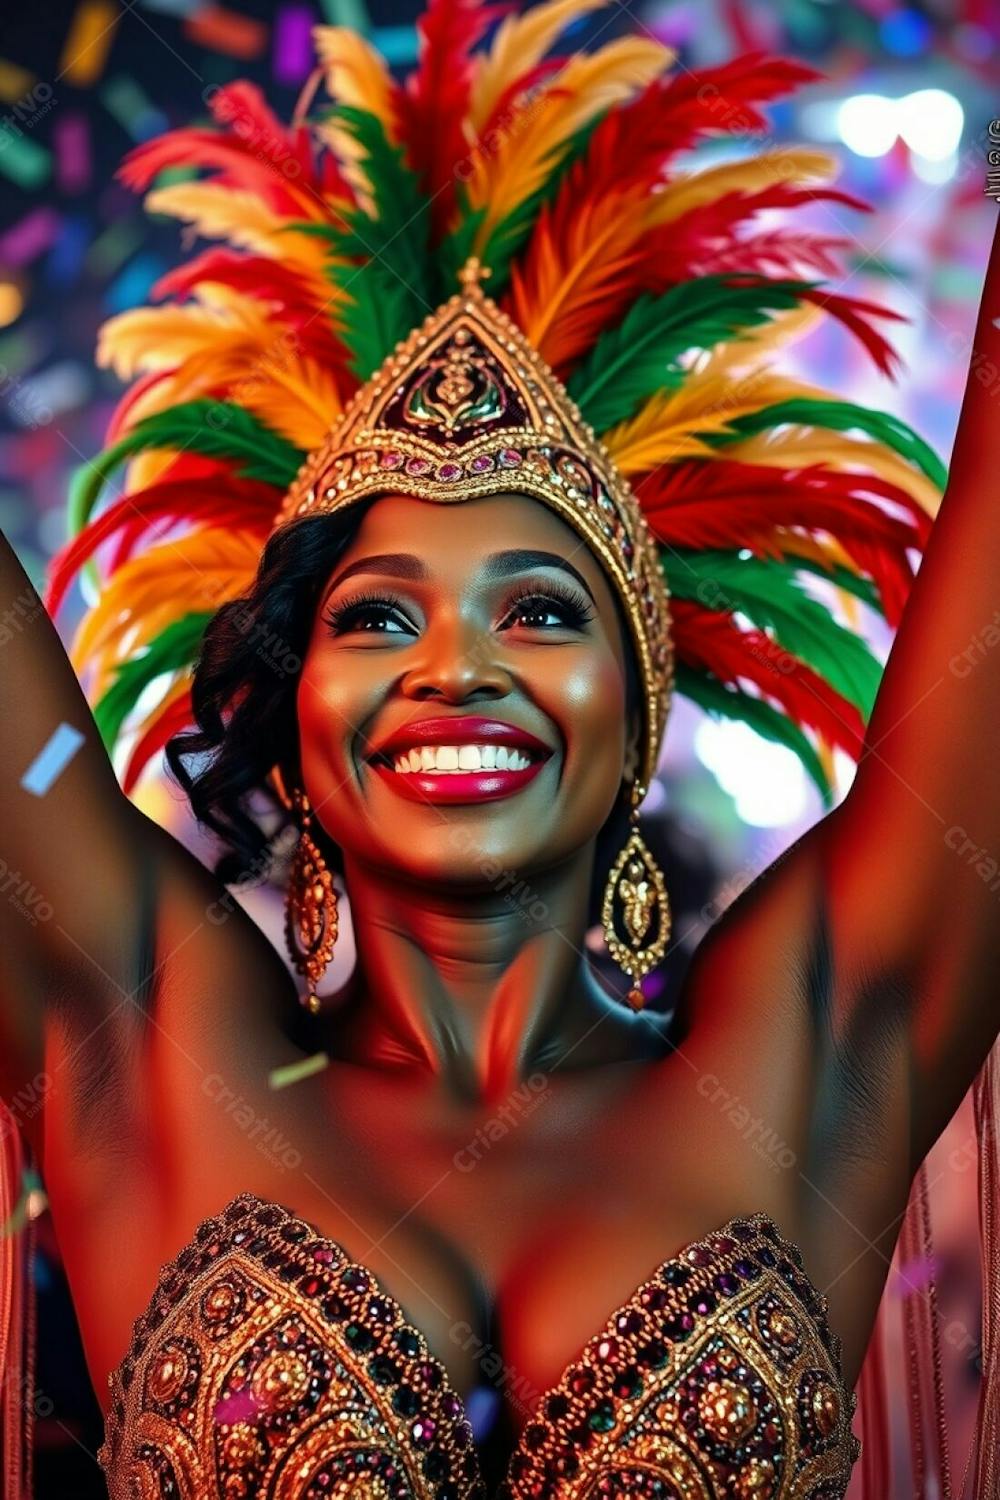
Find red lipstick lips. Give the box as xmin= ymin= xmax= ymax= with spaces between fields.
xmin=366 ymin=716 xmax=553 ymax=805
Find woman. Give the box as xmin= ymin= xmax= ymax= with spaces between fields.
xmin=1 ymin=3 xmax=998 ymax=1495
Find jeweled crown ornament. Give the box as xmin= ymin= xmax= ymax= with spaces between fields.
xmin=277 ymin=257 xmax=674 ymax=792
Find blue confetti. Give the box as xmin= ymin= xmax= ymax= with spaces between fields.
xmin=21 ymin=722 xmax=85 ymax=795
xmin=463 ymin=1384 xmax=501 ymax=1441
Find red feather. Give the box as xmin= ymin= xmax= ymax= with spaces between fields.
xmin=105 ymin=370 xmax=175 ymax=445
xmin=698 ymin=228 xmax=856 ymax=280
xmin=796 ymin=287 xmax=908 ymax=379
xmin=152 ymin=250 xmax=348 ymax=370
xmin=579 ymin=56 xmax=824 ymax=205
xmin=638 ymin=459 xmax=930 ymax=551
xmin=46 ymin=476 xmax=276 ymax=616
xmin=671 ymin=598 xmax=866 ymax=756
xmin=398 ymin=0 xmax=510 ymax=236
xmin=123 ymin=689 xmax=194 ymax=795
xmin=638 ymin=459 xmax=927 ymax=625
xmin=638 ymin=184 xmax=871 ymax=288
xmin=119 ymin=81 xmax=350 ymax=213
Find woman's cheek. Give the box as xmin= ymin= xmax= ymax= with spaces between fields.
xmin=557 ymin=655 xmax=627 ymax=803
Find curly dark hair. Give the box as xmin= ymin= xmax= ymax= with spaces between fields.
xmin=166 ymin=502 xmax=641 ymax=917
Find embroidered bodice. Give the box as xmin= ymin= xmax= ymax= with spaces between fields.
xmin=97 ymin=1192 xmax=860 ymax=1498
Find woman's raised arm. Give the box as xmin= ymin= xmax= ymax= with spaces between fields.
xmin=821 ymin=212 xmax=1000 ymax=1166
xmin=0 ymin=528 xmax=174 ymax=1101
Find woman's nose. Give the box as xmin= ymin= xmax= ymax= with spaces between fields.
xmin=399 ymin=613 xmax=512 ymax=702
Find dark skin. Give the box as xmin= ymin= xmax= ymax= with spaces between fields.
xmin=3 ymin=217 xmax=1000 ymax=1484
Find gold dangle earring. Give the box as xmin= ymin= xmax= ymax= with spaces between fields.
xmin=285 ymin=786 xmax=338 ymax=1014
xmin=601 ymin=779 xmax=671 ymax=1011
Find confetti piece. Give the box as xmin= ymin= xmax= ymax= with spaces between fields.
xmin=101 ymin=75 xmax=169 ymax=142
xmin=268 ymin=1052 xmax=330 ymax=1091
xmin=0 ymin=208 xmax=61 ymax=267
xmin=318 ymin=0 xmax=371 ymax=28
xmin=21 ymin=723 xmax=85 ymax=796
xmin=0 ymin=284 xmax=22 ymax=327
xmin=183 ymin=6 xmax=269 ymax=60
xmin=274 ymin=5 xmax=314 ymax=84
xmin=44 ymin=214 xmax=91 ymax=287
xmin=0 ymin=59 xmax=36 ymax=103
xmin=53 ymin=112 xmax=91 ymax=194
xmin=58 ymin=0 xmax=121 ymax=87
xmin=370 ymin=25 xmax=419 ymax=65
xmin=0 ymin=130 xmax=51 ymax=191
xmin=106 ymin=251 xmax=166 ymax=313
xmin=84 ymin=216 xmax=144 ymax=276
xmin=139 ymin=0 xmax=202 ymax=13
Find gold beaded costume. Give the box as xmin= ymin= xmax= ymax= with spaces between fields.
xmin=97 ymin=1194 xmax=859 ymax=1498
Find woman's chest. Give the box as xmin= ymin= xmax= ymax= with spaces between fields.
xmin=50 ymin=1032 xmax=794 ymax=1434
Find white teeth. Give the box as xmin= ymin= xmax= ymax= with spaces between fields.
xmin=388 ymin=744 xmax=537 ymax=774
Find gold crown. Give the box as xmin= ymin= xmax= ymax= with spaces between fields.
xmin=276 ymin=259 xmax=674 ymax=789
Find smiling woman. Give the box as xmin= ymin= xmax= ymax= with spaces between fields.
xmin=5 ymin=2 xmax=1000 ymax=1498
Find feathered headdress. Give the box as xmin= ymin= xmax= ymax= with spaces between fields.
xmin=47 ymin=0 xmax=944 ymax=806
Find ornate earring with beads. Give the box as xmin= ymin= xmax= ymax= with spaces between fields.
xmin=284 ymin=786 xmax=338 ymax=1015
xmin=600 ymin=762 xmax=670 ymax=1012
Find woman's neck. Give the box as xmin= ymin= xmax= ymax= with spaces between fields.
xmin=320 ymin=848 xmax=670 ymax=1103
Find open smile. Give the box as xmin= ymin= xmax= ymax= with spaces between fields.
xmin=364 ymin=717 xmax=554 ymax=804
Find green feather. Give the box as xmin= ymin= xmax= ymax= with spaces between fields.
xmin=675 ymin=662 xmax=833 ymax=806
xmin=293 ymin=106 xmax=434 ymax=379
xmin=93 ymin=611 xmax=214 ymax=752
xmin=439 ymin=115 xmax=606 ymax=299
xmin=567 ymin=278 xmax=819 ymax=432
xmin=712 ymin=397 xmax=947 ymax=490
xmin=69 ymin=400 xmax=304 ymax=539
xmin=665 ymin=549 xmax=883 ymax=717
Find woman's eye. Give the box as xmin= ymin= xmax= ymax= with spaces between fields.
xmin=501 ymin=587 xmax=594 ymax=632
xmin=322 ymin=593 xmax=413 ymax=635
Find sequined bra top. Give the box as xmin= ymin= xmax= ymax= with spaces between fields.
xmin=97 ymin=1192 xmax=860 ymax=1498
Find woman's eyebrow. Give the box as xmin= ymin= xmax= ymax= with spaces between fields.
xmin=482 ymin=549 xmax=596 ymax=602
xmin=327 ymin=552 xmax=426 ymax=593
xmin=325 ymin=548 xmax=596 ymax=602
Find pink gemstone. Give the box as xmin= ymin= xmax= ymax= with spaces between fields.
xmin=380 ymin=451 xmax=404 ymax=469
xmin=313 ymin=1248 xmax=334 ymax=1263
xmin=436 ymin=462 xmax=462 ymax=481
xmin=497 ymin=448 xmax=522 ymax=467
xmin=469 ymin=454 xmax=494 ymax=473
xmin=405 ymin=457 xmax=431 ymax=476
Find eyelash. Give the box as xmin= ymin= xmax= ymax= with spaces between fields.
xmin=322 ymin=578 xmax=595 ymax=636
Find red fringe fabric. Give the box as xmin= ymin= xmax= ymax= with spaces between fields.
xmin=0 ymin=1104 xmax=33 ymax=1500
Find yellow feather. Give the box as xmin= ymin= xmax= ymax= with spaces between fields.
xmin=468 ymin=0 xmax=610 ymax=133
xmin=645 ymin=149 xmax=840 ymax=229
xmin=603 ymin=370 xmax=808 ymax=473
xmin=695 ymin=302 xmax=826 ymax=377
xmin=466 ymin=38 xmax=672 ymax=246
xmin=99 ymin=284 xmax=342 ymax=448
xmin=240 ymin=356 xmax=342 ymax=449
xmin=721 ymin=426 xmax=942 ymax=516
xmin=72 ymin=528 xmax=262 ymax=688
xmin=144 ymin=183 xmax=337 ymax=284
xmin=314 ymin=25 xmax=399 ymax=135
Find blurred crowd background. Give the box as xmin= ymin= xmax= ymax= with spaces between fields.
xmin=0 ymin=0 xmax=996 ymax=1492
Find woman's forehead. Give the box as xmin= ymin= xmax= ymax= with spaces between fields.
xmin=340 ymin=490 xmax=608 ymax=588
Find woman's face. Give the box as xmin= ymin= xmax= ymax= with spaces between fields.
xmin=297 ymin=491 xmax=639 ymax=887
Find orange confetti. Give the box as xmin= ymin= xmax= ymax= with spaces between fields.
xmin=183 ymin=6 xmax=268 ymax=60
xmin=58 ymin=0 xmax=120 ymax=87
